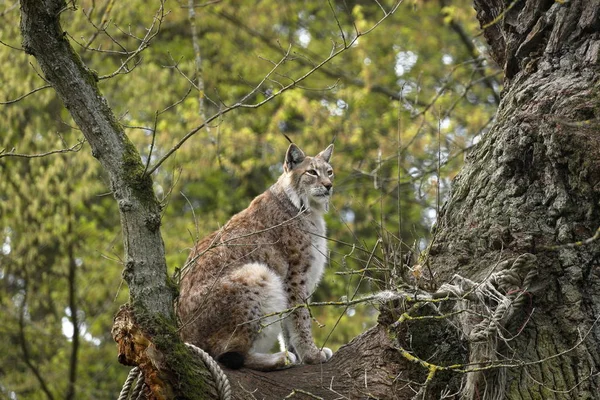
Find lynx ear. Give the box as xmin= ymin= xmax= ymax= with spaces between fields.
xmin=284 ymin=143 xmax=306 ymax=172
xmin=316 ymin=144 xmax=334 ymax=163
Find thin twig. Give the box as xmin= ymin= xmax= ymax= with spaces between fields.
xmin=146 ymin=0 xmax=404 ymax=176
xmin=538 ymin=226 xmax=600 ymax=251
xmin=0 ymin=38 xmax=25 ymax=51
xmin=143 ymin=111 xmax=159 ymax=176
xmin=0 ymin=85 xmax=52 ymax=105
xmin=284 ymin=389 xmax=324 ymax=400
xmin=98 ymin=2 xmax=167 ymax=80
xmin=0 ymin=139 xmax=86 ymax=159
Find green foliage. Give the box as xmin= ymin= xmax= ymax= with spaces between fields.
xmin=0 ymin=0 xmax=498 ymax=397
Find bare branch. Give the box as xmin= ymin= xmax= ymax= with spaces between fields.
xmin=143 ymin=111 xmax=159 ymax=177
xmin=98 ymin=2 xmax=167 ymax=80
xmin=215 ymin=7 xmax=419 ymax=105
xmin=0 ymin=138 xmax=86 ymax=159
xmin=146 ymin=1 xmax=404 ymax=175
xmin=284 ymin=388 xmax=324 ymax=400
xmin=539 ymin=225 xmax=600 ymax=251
xmin=0 ymin=84 xmax=52 ymax=105
xmin=18 ymin=290 xmax=55 ymax=400
xmin=82 ymin=0 xmax=116 ymax=50
xmin=440 ymin=0 xmax=501 ymax=104
xmin=66 ymin=229 xmax=80 ymax=400
xmin=182 ymin=0 xmax=223 ymax=8
xmin=327 ymin=0 xmax=347 ymax=48
xmin=0 ymin=38 xmax=24 ymax=51
xmin=187 ymin=0 xmax=210 ymax=129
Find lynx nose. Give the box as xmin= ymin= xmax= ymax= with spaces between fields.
xmin=323 ymin=182 xmax=332 ymax=192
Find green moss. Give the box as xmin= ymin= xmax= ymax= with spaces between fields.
xmin=385 ymin=325 xmax=398 ymax=342
xmin=63 ymin=17 xmax=156 ymax=211
xmin=166 ymin=274 xmax=180 ymax=299
xmin=63 ymin=32 xmax=101 ymax=91
xmin=121 ymin=138 xmax=156 ymax=207
xmin=88 ymin=68 xmax=100 ymax=82
xmin=133 ymin=304 xmax=210 ymax=400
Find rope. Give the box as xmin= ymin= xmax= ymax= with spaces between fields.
xmin=186 ymin=343 xmax=232 ymax=400
xmin=437 ymin=253 xmax=538 ymax=400
xmin=117 ymin=343 xmax=231 ymax=400
xmin=468 ymin=253 xmax=537 ymax=342
xmin=434 ymin=253 xmax=537 ymax=343
xmin=117 ymin=254 xmax=536 ymax=400
xmin=132 ymin=369 xmax=145 ymax=400
xmin=118 ymin=366 xmax=140 ymax=400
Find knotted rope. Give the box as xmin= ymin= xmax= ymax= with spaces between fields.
xmin=437 ymin=253 xmax=537 ymax=343
xmin=377 ymin=253 xmax=537 ymax=400
xmin=118 ymin=343 xmax=231 ymax=400
xmin=436 ymin=253 xmax=537 ymax=400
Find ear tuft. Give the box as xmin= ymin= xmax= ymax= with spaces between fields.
xmin=284 ymin=144 xmax=306 ymax=172
xmin=317 ymin=144 xmax=334 ymax=163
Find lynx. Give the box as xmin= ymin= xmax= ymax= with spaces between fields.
xmin=177 ymin=143 xmax=334 ymax=371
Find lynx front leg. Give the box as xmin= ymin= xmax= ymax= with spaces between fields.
xmin=244 ymin=350 xmax=297 ymax=371
xmin=283 ymin=301 xmax=332 ymax=364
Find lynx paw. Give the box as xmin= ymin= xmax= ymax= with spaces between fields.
xmin=284 ymin=350 xmax=298 ymax=367
xmin=321 ymin=347 xmax=333 ymax=361
xmin=304 ymin=347 xmax=333 ymax=364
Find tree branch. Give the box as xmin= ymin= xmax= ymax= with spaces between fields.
xmin=147 ymin=0 xmax=404 ymax=175
xmin=0 ymin=138 xmax=85 ymax=159
xmin=0 ymin=84 xmax=52 ymax=105
xmin=439 ymin=0 xmax=501 ymax=104
xmin=187 ymin=0 xmax=209 ymax=127
xmin=224 ymin=324 xmax=411 ymax=400
xmin=215 ymin=9 xmax=420 ymax=105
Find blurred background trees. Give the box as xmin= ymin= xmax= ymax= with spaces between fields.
xmin=0 ymin=0 xmax=499 ymax=397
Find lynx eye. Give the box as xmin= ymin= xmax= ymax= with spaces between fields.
xmin=327 ymin=169 xmax=333 ymax=177
xmin=306 ymin=169 xmax=318 ymax=177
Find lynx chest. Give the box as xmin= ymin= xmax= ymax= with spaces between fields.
xmin=305 ymin=212 xmax=327 ymax=295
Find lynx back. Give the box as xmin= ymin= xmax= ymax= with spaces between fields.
xmin=177 ymin=143 xmax=334 ymax=371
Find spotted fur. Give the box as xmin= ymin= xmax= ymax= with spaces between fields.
xmin=177 ymin=143 xmax=334 ymax=371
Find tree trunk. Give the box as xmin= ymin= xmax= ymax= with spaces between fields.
xmin=429 ymin=0 xmax=600 ymax=397
xmin=19 ymin=1 xmax=213 ymax=398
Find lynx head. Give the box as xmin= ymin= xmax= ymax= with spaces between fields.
xmin=281 ymin=143 xmax=334 ymax=213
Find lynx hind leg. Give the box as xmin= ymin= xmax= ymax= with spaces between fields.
xmin=228 ymin=263 xmax=296 ymax=370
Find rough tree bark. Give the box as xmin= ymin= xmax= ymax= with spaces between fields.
xmin=18 ymin=0 xmax=600 ymax=399
xmin=429 ymin=0 xmax=600 ymax=398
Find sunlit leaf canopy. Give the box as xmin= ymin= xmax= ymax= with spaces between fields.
xmin=0 ymin=0 xmax=499 ymax=397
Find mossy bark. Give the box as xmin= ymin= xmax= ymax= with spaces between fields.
xmin=113 ymin=305 xmax=217 ymax=400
